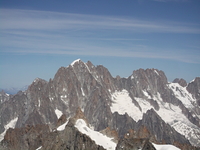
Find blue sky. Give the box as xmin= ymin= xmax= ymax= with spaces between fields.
xmin=0 ymin=0 xmax=200 ymax=88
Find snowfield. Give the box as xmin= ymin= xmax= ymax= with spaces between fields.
xmin=110 ymin=89 xmax=200 ymax=146
xmin=75 ymin=119 xmax=117 ymax=150
xmin=111 ymin=89 xmax=143 ymax=122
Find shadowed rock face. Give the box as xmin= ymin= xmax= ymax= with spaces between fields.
xmin=0 ymin=109 xmax=106 ymax=150
xmin=187 ymin=77 xmax=200 ymax=106
xmin=0 ymin=60 xmax=200 ymax=149
xmin=135 ymin=109 xmax=190 ymax=146
xmin=41 ymin=122 xmax=106 ymax=150
xmin=0 ymin=124 xmax=50 ymax=150
xmin=1 ymin=108 xmax=199 ymax=150
xmin=116 ymin=138 xmax=156 ymax=150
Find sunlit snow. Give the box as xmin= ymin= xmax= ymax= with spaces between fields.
xmin=35 ymin=146 xmax=42 ymax=150
xmin=110 ymin=89 xmax=200 ymax=146
xmin=55 ymin=109 xmax=62 ymax=119
xmin=154 ymin=70 xmax=159 ymax=76
xmin=110 ymin=89 xmax=143 ymax=122
xmin=171 ymin=120 xmax=200 ymax=146
xmin=57 ymin=119 xmax=69 ymax=131
xmin=81 ymin=88 xmax=85 ymax=96
xmin=153 ymin=143 xmax=180 ymax=150
xmin=75 ymin=119 xmax=116 ymax=150
xmin=71 ymin=59 xmax=81 ymax=66
xmin=168 ymin=83 xmax=195 ymax=108
xmin=0 ymin=117 xmax=18 ymax=141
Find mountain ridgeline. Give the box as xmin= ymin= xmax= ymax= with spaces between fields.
xmin=0 ymin=59 xmax=199 ymax=150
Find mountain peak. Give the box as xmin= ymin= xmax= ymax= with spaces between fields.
xmin=70 ymin=59 xmax=82 ymax=66
xmin=173 ymin=78 xmax=187 ymax=87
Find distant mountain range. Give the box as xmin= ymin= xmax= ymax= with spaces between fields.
xmin=0 ymin=59 xmax=199 ymax=150
xmin=0 ymin=85 xmax=29 ymax=95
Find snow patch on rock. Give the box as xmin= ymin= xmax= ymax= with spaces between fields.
xmin=75 ymin=119 xmax=116 ymax=150
xmin=0 ymin=117 xmax=18 ymax=141
xmin=55 ymin=109 xmax=63 ymax=119
xmin=57 ymin=119 xmax=69 ymax=131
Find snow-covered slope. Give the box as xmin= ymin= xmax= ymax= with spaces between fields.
xmin=153 ymin=143 xmax=180 ymax=150
xmin=110 ymin=88 xmax=200 ymax=146
xmin=168 ymin=83 xmax=196 ymax=108
xmin=0 ymin=117 xmax=18 ymax=142
xmin=74 ymin=118 xmax=182 ymax=150
xmin=75 ymin=119 xmax=117 ymax=150
xmin=111 ymin=89 xmax=143 ymax=122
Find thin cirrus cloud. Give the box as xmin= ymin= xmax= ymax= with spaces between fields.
xmin=1 ymin=9 xmax=199 ymax=33
xmin=0 ymin=8 xmax=200 ymax=63
xmin=152 ymin=0 xmax=188 ymax=2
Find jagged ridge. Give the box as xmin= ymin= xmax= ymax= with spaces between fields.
xmin=0 ymin=59 xmax=199 ymax=150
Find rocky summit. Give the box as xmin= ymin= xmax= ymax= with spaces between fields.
xmin=0 ymin=59 xmax=200 ymax=150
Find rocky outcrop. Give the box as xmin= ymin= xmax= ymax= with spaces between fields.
xmin=0 ymin=124 xmax=50 ymax=150
xmin=56 ymin=114 xmax=67 ymax=128
xmin=116 ymin=138 xmax=156 ymax=150
xmin=0 ymin=90 xmax=9 ymax=104
xmin=110 ymin=112 xmax=136 ymax=138
xmin=187 ymin=77 xmax=200 ymax=106
xmin=39 ymin=108 xmax=106 ymax=150
xmin=100 ymin=127 xmax=119 ymax=143
xmin=173 ymin=78 xmax=187 ymax=87
xmin=41 ymin=121 xmax=105 ymax=150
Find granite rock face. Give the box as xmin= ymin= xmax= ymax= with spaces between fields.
xmin=187 ymin=77 xmax=200 ymax=106
xmin=0 ymin=124 xmax=50 ymax=150
xmin=135 ymin=109 xmax=191 ymax=148
xmin=0 ymin=59 xmax=200 ymax=149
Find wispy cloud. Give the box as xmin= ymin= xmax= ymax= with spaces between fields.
xmin=0 ymin=8 xmax=200 ymax=63
xmin=1 ymin=9 xmax=199 ymax=33
xmin=152 ymin=0 xmax=189 ymax=2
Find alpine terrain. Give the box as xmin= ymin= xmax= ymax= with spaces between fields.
xmin=0 ymin=59 xmax=199 ymax=150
